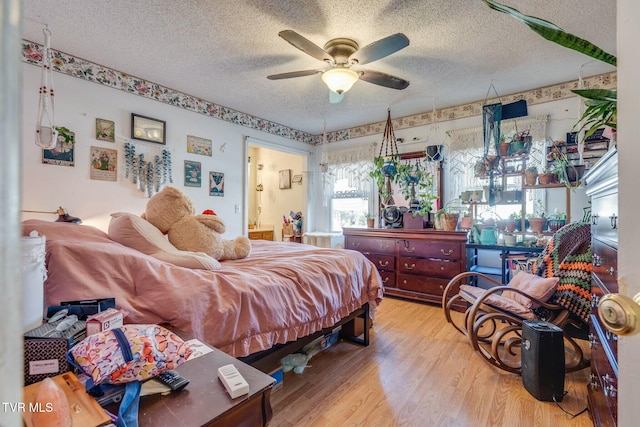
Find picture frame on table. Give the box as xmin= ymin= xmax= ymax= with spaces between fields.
xmin=131 ymin=113 xmax=166 ymax=144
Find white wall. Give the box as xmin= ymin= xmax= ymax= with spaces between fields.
xmin=21 ymin=62 xmax=311 ymax=236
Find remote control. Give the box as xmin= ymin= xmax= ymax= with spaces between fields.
xmin=155 ymin=370 xmax=190 ymax=391
xmin=217 ymin=364 xmax=249 ymax=398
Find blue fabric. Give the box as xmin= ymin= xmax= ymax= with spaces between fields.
xmin=116 ymin=381 xmax=142 ymax=427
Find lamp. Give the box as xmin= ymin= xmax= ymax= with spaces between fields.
xmin=321 ymin=68 xmax=359 ymax=94
xmin=22 ymin=207 xmax=82 ymax=224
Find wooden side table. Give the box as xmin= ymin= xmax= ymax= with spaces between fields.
xmin=110 ymin=332 xmax=275 ymax=427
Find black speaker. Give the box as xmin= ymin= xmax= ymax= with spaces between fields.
xmin=521 ymin=320 xmax=565 ymax=402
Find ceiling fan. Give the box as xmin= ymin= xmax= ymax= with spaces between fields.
xmin=267 ymin=30 xmax=410 ymax=102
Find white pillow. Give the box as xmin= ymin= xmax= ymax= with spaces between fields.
xmin=108 ymin=212 xmax=220 ymax=270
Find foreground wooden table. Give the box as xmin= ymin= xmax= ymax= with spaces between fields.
xmin=109 ymin=331 xmax=276 ymax=427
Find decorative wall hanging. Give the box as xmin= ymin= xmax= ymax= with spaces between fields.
xmin=186 ymin=135 xmax=212 ymax=156
xmin=123 ymin=141 xmax=173 ymax=197
xmin=374 ymin=108 xmax=400 ymax=207
xmin=42 ymin=130 xmax=75 ymax=166
xmin=131 ymin=113 xmax=166 ymax=144
xmin=35 ymin=25 xmax=58 ymax=149
xmin=90 ymin=146 xmax=117 ymax=181
xmin=96 ymin=118 xmax=115 ymax=142
xmin=209 ymin=172 xmax=224 ymax=196
xmin=184 ymin=160 xmax=201 ymax=188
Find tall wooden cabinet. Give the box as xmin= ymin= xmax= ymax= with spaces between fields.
xmin=584 ymin=148 xmax=618 ymax=427
xmin=342 ymin=228 xmax=468 ymax=307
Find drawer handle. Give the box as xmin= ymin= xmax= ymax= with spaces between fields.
xmin=440 ymin=249 xmax=454 ymax=256
xmin=378 ymin=260 xmax=389 ymax=267
xmin=609 ymin=267 xmax=616 ymax=276
xmin=592 ymin=214 xmax=599 ymax=225
xmin=610 ymin=214 xmax=618 ymax=229
xmin=380 ymin=243 xmax=390 ymax=250
xmin=382 ymin=277 xmax=389 ymax=283
xmin=592 ymin=254 xmax=602 ymax=267
xmin=588 ymin=333 xmax=598 ymax=349
xmin=404 ymin=263 xmax=416 ymax=270
xmin=351 ymin=242 xmax=361 ymax=248
xmin=402 ymin=240 xmax=415 ymax=253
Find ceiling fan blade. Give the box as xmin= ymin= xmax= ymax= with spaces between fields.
xmin=329 ymin=91 xmax=344 ymax=104
xmin=267 ymin=70 xmax=323 ymax=80
xmin=350 ymin=33 xmax=409 ymax=65
xmin=278 ymin=30 xmax=333 ymax=62
xmin=358 ymin=70 xmax=410 ymax=90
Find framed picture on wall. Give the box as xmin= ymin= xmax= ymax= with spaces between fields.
xmin=96 ymin=118 xmax=115 ymax=142
xmin=42 ymin=131 xmax=75 ymax=166
xmin=131 ymin=113 xmax=166 ymax=144
xmin=184 ymin=160 xmax=201 ymax=187
xmin=209 ymin=171 xmax=224 ymax=196
xmin=186 ymin=135 xmax=212 ymax=156
xmin=279 ymin=169 xmax=291 ymax=189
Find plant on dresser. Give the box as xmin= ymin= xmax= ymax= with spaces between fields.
xmin=342 ymin=227 xmax=468 ymax=310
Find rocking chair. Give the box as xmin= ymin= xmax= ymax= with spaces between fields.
xmin=442 ymin=222 xmax=592 ymax=374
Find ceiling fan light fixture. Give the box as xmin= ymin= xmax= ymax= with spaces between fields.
xmin=322 ymin=68 xmax=359 ymax=94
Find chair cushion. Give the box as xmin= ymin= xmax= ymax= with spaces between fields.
xmin=501 ymin=272 xmax=559 ymax=309
xmin=459 ymin=285 xmax=536 ymax=320
xmin=108 ymin=212 xmax=220 ymax=270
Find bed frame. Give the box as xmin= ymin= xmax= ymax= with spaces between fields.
xmin=238 ymin=303 xmax=370 ymax=373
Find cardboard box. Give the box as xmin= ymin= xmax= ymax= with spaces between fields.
xmin=24 ymin=319 xmax=86 ymax=385
xmin=86 ymin=308 xmax=123 ymax=336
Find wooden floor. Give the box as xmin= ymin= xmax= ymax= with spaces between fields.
xmin=269 ymin=297 xmax=593 ymax=427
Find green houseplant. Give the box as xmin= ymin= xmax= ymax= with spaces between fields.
xmin=483 ymin=1 xmax=617 ymax=141
xmin=396 ymin=159 xmax=438 ymax=218
xmin=54 ymin=126 xmax=75 ymax=146
xmin=370 ymin=155 xmax=400 ymax=206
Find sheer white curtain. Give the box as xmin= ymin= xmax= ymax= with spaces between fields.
xmin=445 ymin=115 xmax=549 ymax=204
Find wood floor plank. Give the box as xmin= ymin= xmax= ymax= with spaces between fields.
xmin=269 ymin=297 xmax=592 ymax=427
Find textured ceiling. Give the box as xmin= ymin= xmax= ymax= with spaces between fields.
xmin=22 ymin=0 xmax=616 ymax=135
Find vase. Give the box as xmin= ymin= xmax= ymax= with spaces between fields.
xmin=366 ymin=218 xmax=375 ymax=228
xmin=442 ymin=213 xmax=459 ymax=231
xmin=528 ymin=217 xmax=547 ymax=234
xmin=499 ymin=142 xmax=511 ymax=157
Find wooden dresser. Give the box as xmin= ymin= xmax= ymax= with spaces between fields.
xmin=343 ymin=228 xmax=468 ymax=306
xmin=584 ymin=148 xmax=618 ymax=427
xmin=248 ymin=228 xmax=274 ymax=241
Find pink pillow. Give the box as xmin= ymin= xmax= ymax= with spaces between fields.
xmin=502 ymin=272 xmax=559 ymax=309
xmin=459 ymin=285 xmax=536 ymax=320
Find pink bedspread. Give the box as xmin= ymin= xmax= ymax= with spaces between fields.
xmin=22 ymin=220 xmax=383 ymax=357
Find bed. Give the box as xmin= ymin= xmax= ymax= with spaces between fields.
xmin=22 ymin=219 xmax=384 ymax=367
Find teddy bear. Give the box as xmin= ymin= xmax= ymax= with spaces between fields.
xmin=280 ymin=353 xmax=311 ymax=374
xmin=141 ymin=186 xmax=251 ymax=263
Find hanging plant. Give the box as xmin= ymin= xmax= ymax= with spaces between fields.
xmin=370 ymin=109 xmax=401 ymax=206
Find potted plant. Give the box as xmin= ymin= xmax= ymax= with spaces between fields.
xmin=524 ymin=165 xmax=538 ymax=186
xmin=527 ymin=199 xmax=547 ymax=234
xmin=538 ymin=166 xmax=556 ymax=185
xmin=547 ymin=211 xmax=567 ymax=232
xmin=396 ymin=159 xmax=437 ymax=228
xmin=370 ymin=155 xmax=400 ymax=206
xmin=505 ymin=211 xmax=521 ymax=233
xmin=483 ymin=1 xmax=617 ymax=142
xmin=435 ymin=199 xmax=461 ymax=232
xmin=54 ymin=126 xmax=75 ymax=146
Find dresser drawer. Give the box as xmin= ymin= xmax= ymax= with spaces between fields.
xmin=398 ymin=257 xmax=462 ymax=279
xmin=396 ymin=274 xmax=450 ymax=296
xmin=592 ymin=239 xmax=618 ymax=294
xmin=345 ymin=236 xmax=395 ymax=255
xmin=397 ymin=239 xmax=461 ymax=260
xmin=379 ymin=271 xmax=396 ymax=288
xmin=591 ymin=190 xmax=618 ymax=245
xmin=589 ymin=315 xmax=618 ymax=424
xmin=363 ymin=253 xmax=395 ymax=272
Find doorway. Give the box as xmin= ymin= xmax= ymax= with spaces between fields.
xmin=246 ymin=139 xmax=308 ymax=241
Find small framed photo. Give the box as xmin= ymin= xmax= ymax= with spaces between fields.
xmin=42 ymin=131 xmax=75 ymax=166
xmin=96 ymin=118 xmax=115 ymax=142
xmin=209 ymin=171 xmax=224 ymax=196
xmin=292 ymin=174 xmax=303 ymax=184
xmin=187 ymin=135 xmax=212 ymax=156
xmin=90 ymin=146 xmax=117 ymax=181
xmin=184 ymin=160 xmax=202 ymax=188
xmin=131 ymin=113 xmax=166 ymax=144
xmin=279 ymin=169 xmax=291 ymax=189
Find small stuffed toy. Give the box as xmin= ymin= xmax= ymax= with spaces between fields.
xmin=142 ymin=186 xmax=251 ymax=262
xmin=280 ymin=353 xmax=311 ymax=374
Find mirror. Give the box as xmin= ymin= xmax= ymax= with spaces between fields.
xmin=379 ymin=148 xmax=443 ymax=227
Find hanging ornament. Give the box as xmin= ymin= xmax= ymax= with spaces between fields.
xmin=35 ymin=25 xmax=58 ymax=149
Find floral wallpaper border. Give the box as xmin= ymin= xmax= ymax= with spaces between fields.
xmin=22 ymin=40 xmax=615 ymax=146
